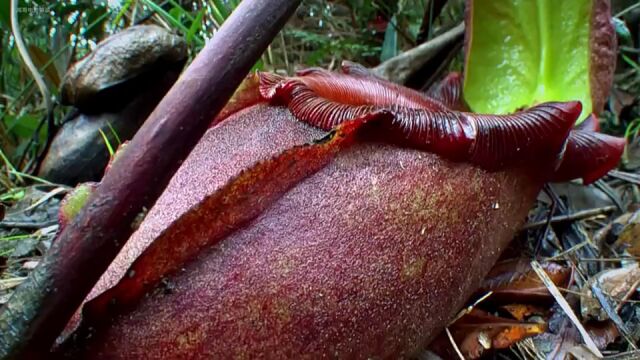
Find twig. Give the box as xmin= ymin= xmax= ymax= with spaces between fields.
xmin=616 ymin=277 xmax=640 ymax=313
xmin=593 ymin=180 xmax=624 ymax=212
xmin=545 ymin=241 xmax=589 ymax=260
xmin=604 ymin=350 xmax=640 ymax=359
xmin=536 ymin=184 xmax=559 ymax=255
xmin=608 ymin=170 xmax=640 ymax=185
xmin=449 ymin=290 xmax=493 ymax=323
xmin=373 ymin=22 xmax=464 ymax=84
xmin=0 ymin=221 xmax=58 ymax=230
xmin=591 ymin=284 xmax=637 ymax=350
xmin=531 ymin=260 xmax=603 ymax=358
xmin=445 ymin=327 xmax=465 ymax=360
xmin=521 ymin=206 xmax=617 ymax=230
xmin=615 ymin=2 xmax=640 ymax=18
xmin=416 ymin=0 xmax=449 ymax=44
xmin=578 ymin=257 xmax=640 ymax=262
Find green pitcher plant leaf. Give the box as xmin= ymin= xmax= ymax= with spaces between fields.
xmin=463 ymin=0 xmax=616 ymax=123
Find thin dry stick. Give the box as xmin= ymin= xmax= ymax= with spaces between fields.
xmin=373 ymin=22 xmax=464 ymax=84
xmin=608 ymin=170 xmax=640 ymax=185
xmin=603 ymin=350 xmax=640 ymax=359
xmin=545 ymin=241 xmax=589 ymax=260
xmin=522 ymin=206 xmax=617 ymax=230
xmin=578 ymin=257 xmax=640 ymax=262
xmin=531 ymin=260 xmax=603 ymax=358
xmin=445 ymin=327 xmax=465 ymax=360
xmin=450 ymin=290 xmax=493 ymax=323
xmin=616 ymin=278 xmax=640 ymax=313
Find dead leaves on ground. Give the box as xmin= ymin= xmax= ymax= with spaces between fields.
xmin=427 ymin=258 xmax=636 ymax=359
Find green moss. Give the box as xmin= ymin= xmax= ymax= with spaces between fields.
xmin=60 ymin=183 xmax=96 ymax=223
xmin=464 ymin=0 xmax=592 ymax=122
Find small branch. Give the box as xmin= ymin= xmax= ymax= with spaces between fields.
xmin=521 ymin=205 xmax=617 ymax=230
xmin=444 ymin=327 xmax=465 ymax=360
xmin=0 ymin=221 xmax=58 ymax=230
xmin=373 ymin=22 xmax=464 ymax=84
xmin=604 ymin=351 xmax=640 ymax=360
xmin=416 ymin=0 xmax=449 ymax=44
xmin=591 ymin=283 xmax=638 ymax=349
xmin=608 ymin=169 xmax=640 ymax=185
xmin=531 ymin=260 xmax=603 ymax=358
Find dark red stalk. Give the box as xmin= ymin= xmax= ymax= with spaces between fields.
xmin=0 ymin=0 xmax=301 ymax=357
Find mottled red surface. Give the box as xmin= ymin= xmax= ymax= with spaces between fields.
xmin=61 ymin=105 xmax=323 ymax=338
xmin=213 ymin=73 xmax=264 ymax=124
xmin=66 ymin=105 xmax=540 ymax=358
xmin=83 ymin=112 xmax=383 ymax=321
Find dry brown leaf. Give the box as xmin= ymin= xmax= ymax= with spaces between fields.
xmin=582 ymin=264 xmax=640 ymax=320
xmin=614 ymin=211 xmax=640 ymax=256
xmin=430 ymin=308 xmax=546 ymax=359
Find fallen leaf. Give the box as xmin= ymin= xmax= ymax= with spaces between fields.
xmin=582 ymin=264 xmax=640 ymax=321
xmin=475 ymin=258 xmax=572 ymax=304
xmin=430 ymin=308 xmax=546 ymax=359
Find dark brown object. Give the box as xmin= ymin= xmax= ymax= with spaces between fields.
xmin=38 ymin=65 xmax=182 ymax=185
xmin=0 ymin=0 xmax=301 ymax=357
xmin=416 ymin=0 xmax=450 ymax=44
xmin=60 ymin=25 xmax=187 ymax=112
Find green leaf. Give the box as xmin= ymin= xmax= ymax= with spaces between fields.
xmin=0 ymin=188 xmax=25 ymax=202
xmin=112 ymin=0 xmax=133 ymax=27
xmin=0 ymin=0 xmax=10 ymax=28
xmin=142 ymin=0 xmax=189 ymax=35
xmin=208 ymin=0 xmax=227 ymax=26
xmin=210 ymin=0 xmax=230 ymax=20
xmin=169 ymin=7 xmax=183 ymax=23
xmin=3 ymin=114 xmax=42 ymax=139
xmin=85 ymin=5 xmax=109 ymax=39
xmin=186 ymin=9 xmax=205 ymax=45
xmin=98 ymin=128 xmax=115 ymax=156
xmin=380 ymin=15 xmax=398 ymax=62
xmin=463 ymin=0 xmax=596 ymax=122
